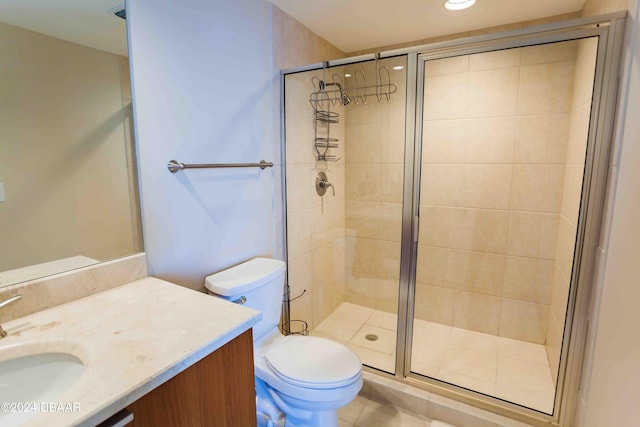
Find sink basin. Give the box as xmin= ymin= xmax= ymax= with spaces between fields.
xmin=0 ymin=351 xmax=84 ymax=424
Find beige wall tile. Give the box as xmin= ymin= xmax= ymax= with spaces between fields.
xmin=464 ymin=117 xmax=517 ymax=163
xmin=420 ymin=206 xmax=509 ymax=254
xmin=555 ymin=216 xmax=577 ymax=280
xmin=550 ymin=266 xmax=570 ymax=329
xmin=345 ymin=100 xmax=380 ymax=125
xmin=346 ymin=123 xmax=381 ymax=163
xmin=499 ymin=299 xmax=548 ymax=344
xmin=376 ymin=240 xmax=401 ymax=280
xmin=346 ymin=201 xmax=378 ymax=239
xmin=503 ymin=257 xmax=553 ymax=305
xmin=538 ymin=214 xmax=561 ymax=260
xmin=285 ymin=164 xmax=314 ymax=213
xmin=416 ymin=245 xmax=505 ymax=296
xmin=545 ymin=310 xmax=563 ymax=384
xmin=287 ymin=252 xmax=312 ymax=298
xmin=514 ymin=114 xmax=570 ymax=164
xmin=510 ymin=165 xmax=565 ymax=213
xmin=571 ymin=38 xmax=598 ymax=108
xmin=453 ymin=291 xmax=501 ymax=335
xmin=377 ymin=203 xmax=403 ymax=242
xmin=518 ymin=62 xmax=575 ymax=115
xmin=380 ymin=122 xmax=406 ymax=164
xmin=423 ymin=117 xmax=516 ymax=164
xmin=424 ymin=73 xmax=468 ymax=120
xmin=375 ymin=277 xmax=400 ymax=313
xmin=421 ymin=164 xmax=513 ymax=210
xmin=287 ymin=210 xmax=313 ymax=259
xmin=312 ymin=202 xmax=345 ymax=249
xmin=567 ymin=102 xmax=591 ymax=165
xmin=425 ymin=55 xmax=469 ymax=77
xmin=345 ymin=273 xmax=378 ymax=308
xmin=380 ymin=163 xmax=405 ymax=203
xmin=520 ymin=40 xmax=578 ymax=65
xmin=347 ymin=237 xmax=378 ymax=276
xmin=422 ymin=119 xmax=467 ymax=163
xmin=561 ymin=165 xmax=585 ymax=226
xmin=346 ymin=163 xmax=380 ymax=202
xmin=379 ymin=84 xmax=407 ymax=124
xmin=468 ymin=67 xmax=520 ymax=117
xmin=469 ymin=48 xmax=521 ymax=71
xmin=414 ymin=283 xmax=456 ymax=325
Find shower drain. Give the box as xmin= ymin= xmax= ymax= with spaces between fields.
xmin=365 ymin=334 xmax=378 ymax=341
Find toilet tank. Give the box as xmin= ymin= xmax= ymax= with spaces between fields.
xmin=205 ymin=258 xmax=286 ymax=342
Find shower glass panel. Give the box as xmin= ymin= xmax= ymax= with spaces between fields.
xmin=284 ymin=57 xmax=408 ymax=374
xmin=411 ymin=38 xmax=599 ymax=414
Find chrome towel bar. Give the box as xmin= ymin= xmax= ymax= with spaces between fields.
xmin=167 ymin=160 xmax=273 ymax=173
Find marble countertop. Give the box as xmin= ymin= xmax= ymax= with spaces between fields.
xmin=0 ymin=277 xmax=261 ymax=427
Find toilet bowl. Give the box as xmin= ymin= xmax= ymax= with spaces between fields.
xmin=205 ymin=258 xmax=362 ymax=427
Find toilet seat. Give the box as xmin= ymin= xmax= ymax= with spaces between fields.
xmin=264 ymin=336 xmax=361 ymax=389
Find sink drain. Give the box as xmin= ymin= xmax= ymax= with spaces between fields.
xmin=365 ymin=334 xmax=378 ymax=341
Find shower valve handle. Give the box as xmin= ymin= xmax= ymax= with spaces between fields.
xmin=316 ymin=172 xmax=335 ymax=197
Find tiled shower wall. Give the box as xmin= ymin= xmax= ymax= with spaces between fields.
xmin=284 ymin=40 xmax=595 ymax=347
xmin=546 ymin=38 xmax=598 ymax=383
xmin=285 ymin=70 xmax=347 ymax=331
xmin=343 ymin=58 xmax=407 ymax=313
xmin=414 ymin=41 xmax=588 ymax=345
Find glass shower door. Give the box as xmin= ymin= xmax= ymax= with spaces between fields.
xmin=410 ymin=38 xmax=598 ymax=414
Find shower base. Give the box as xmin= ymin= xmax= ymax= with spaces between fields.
xmin=311 ymin=302 xmax=554 ymax=414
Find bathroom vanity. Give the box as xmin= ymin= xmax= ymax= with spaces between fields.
xmin=0 ymin=277 xmax=260 ymax=427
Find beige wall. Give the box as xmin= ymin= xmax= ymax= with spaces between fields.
xmin=546 ymin=38 xmax=598 ymax=384
xmin=0 ymin=22 xmax=139 ymax=274
xmin=284 ymin=70 xmax=346 ymax=330
xmin=414 ymin=41 xmax=584 ymax=345
xmin=343 ymin=58 xmax=407 ymax=313
xmin=273 ymin=7 xmax=347 ymax=330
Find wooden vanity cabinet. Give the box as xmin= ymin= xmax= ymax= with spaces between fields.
xmin=125 ymin=329 xmax=256 ymax=427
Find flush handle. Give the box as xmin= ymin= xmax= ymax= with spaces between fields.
xmin=232 ymin=296 xmax=247 ymax=305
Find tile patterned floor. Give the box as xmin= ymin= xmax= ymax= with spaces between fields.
xmin=338 ymin=395 xmax=435 ymax=427
xmin=313 ymin=302 xmax=555 ymax=414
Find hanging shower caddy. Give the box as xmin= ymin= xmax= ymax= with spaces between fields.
xmin=308 ymin=58 xmax=399 ymax=162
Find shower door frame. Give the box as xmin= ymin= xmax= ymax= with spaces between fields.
xmin=400 ymin=18 xmax=626 ymax=426
xmin=280 ymin=11 xmax=626 ymax=427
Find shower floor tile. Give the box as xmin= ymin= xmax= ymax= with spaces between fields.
xmin=312 ymin=302 xmax=556 ymax=414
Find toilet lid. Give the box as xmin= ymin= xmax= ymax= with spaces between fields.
xmin=264 ymin=336 xmax=361 ymax=389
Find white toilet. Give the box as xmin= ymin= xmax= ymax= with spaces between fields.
xmin=205 ymin=257 xmax=362 ymax=427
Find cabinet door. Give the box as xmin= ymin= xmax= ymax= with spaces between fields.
xmin=127 ymin=329 xmax=256 ymax=427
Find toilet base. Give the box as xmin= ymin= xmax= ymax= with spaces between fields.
xmin=283 ymin=410 xmax=338 ymax=427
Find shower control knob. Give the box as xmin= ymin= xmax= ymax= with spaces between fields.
xmin=316 ymin=172 xmax=335 ymax=197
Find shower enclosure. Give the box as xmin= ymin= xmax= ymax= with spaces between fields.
xmin=281 ymin=13 xmax=624 ymax=426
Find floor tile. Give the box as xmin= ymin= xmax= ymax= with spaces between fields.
xmin=355 ymin=400 xmax=429 ymax=427
xmin=335 ymin=302 xmax=375 ymax=322
xmin=367 ymin=310 xmax=398 ymax=331
xmin=449 ymin=327 xmax=498 ymax=354
xmin=314 ymin=311 xmax=365 ymax=342
xmin=339 ymin=395 xmax=368 ymax=424
xmin=350 ymin=325 xmax=397 ymax=354
xmin=497 ymin=357 xmax=555 ymax=396
xmin=498 ymin=337 xmax=549 ymax=366
xmin=439 ymin=345 xmax=497 ymax=383
xmin=311 ymin=303 xmax=556 ymax=413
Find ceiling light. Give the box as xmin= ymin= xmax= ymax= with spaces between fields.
xmin=443 ymin=0 xmax=476 ymax=11
xmin=392 ymin=66 xmax=404 ymax=71
xmin=345 ymin=73 xmax=352 ymax=77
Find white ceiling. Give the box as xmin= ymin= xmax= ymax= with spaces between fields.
xmin=0 ymin=0 xmax=128 ymax=56
xmin=268 ymin=0 xmax=587 ymax=53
